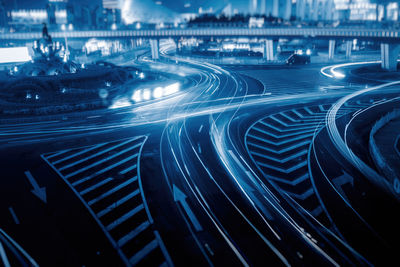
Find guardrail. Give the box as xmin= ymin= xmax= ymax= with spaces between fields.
xmin=1 ymin=27 xmax=400 ymax=40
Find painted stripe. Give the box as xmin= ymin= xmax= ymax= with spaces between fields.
xmin=252 ymin=126 xmax=315 ymax=139
xmin=106 ymin=204 xmax=144 ymax=231
xmin=61 ymin=138 xmax=139 ymax=172
xmin=285 ymin=188 xmax=314 ymax=200
xmin=0 ymin=241 xmax=10 ymax=267
xmin=117 ymin=221 xmax=150 ymax=247
xmin=266 ymin=173 xmax=309 ymax=186
xmin=129 ymin=239 xmax=158 ymax=265
xmin=119 ymin=164 xmax=138 ymax=175
xmin=259 ymin=119 xmax=318 ymax=132
xmin=248 ymin=132 xmax=312 ymax=146
xmin=65 ymin=143 xmax=140 ymax=179
xmin=291 ymin=109 xmax=325 ymax=119
xmin=97 ymin=190 xmax=141 ymax=218
xmin=251 ymin=149 xmax=308 ymax=164
xmin=53 ymin=142 xmax=108 ymax=165
xmin=257 ymin=159 xmax=308 ymax=174
xmin=8 ymin=207 xmax=19 ymax=225
xmin=270 ymin=115 xmax=320 ymax=127
xmin=247 ymin=139 xmax=310 ymax=154
xmin=45 ymin=149 xmax=71 ymax=160
xmin=88 ymin=176 xmax=138 ymax=206
xmin=80 ymin=177 xmax=114 ymax=196
xmin=154 ymin=231 xmax=173 ymax=267
xmin=72 ymin=154 xmax=138 ymax=187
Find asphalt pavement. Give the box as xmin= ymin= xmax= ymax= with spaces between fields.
xmin=0 ymin=53 xmax=399 ymax=266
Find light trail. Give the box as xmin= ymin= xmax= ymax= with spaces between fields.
xmin=325 ymin=81 xmax=400 ymax=198
xmin=320 ymin=60 xmax=400 ymax=79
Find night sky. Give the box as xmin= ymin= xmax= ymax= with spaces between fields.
xmin=5 ymin=0 xmax=249 ymax=13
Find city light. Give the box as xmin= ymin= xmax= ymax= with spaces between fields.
xmin=0 ymin=47 xmax=32 ymax=64
xmin=164 ymin=83 xmax=180 ymax=95
xmin=1 ymin=1 xmax=400 ymax=265
xmin=142 ymin=89 xmax=151 ymax=100
xmin=132 ymin=89 xmax=142 ymax=102
xmin=153 ymin=87 xmax=163 ymax=98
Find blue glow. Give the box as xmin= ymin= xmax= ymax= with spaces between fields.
xmin=0 ymin=47 xmax=32 ymax=63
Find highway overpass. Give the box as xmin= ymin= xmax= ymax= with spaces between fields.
xmin=1 ymin=27 xmax=400 ymax=70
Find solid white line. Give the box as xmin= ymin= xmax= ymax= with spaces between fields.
xmin=0 ymin=229 xmax=39 ymax=267
xmin=8 ymin=207 xmax=19 ymax=225
xmin=0 ymin=240 xmax=10 ymax=267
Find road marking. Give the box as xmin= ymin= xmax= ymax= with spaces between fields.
xmin=46 ymin=149 xmax=71 ymax=160
xmin=173 ymin=184 xmax=203 ymax=232
xmin=41 ymin=136 xmax=170 ymax=266
xmin=0 ymin=228 xmax=39 ymax=267
xmin=117 ymin=221 xmax=150 ymax=247
xmin=106 ymin=204 xmax=144 ymax=231
xmin=71 ymin=154 xmax=138 ymax=186
xmin=129 ymin=239 xmax=158 ymax=265
xmin=80 ymin=177 xmax=113 ymax=196
xmin=65 ymin=145 xmax=140 ymax=179
xmin=61 ymin=139 xmax=138 ymax=172
xmin=0 ymin=240 xmax=10 ymax=267
xmin=248 ymin=132 xmax=313 ymax=146
xmin=24 ymin=171 xmax=47 ymax=204
xmin=119 ymin=164 xmax=138 ymax=175
xmin=87 ymin=176 xmax=138 ymax=206
xmin=97 ymin=190 xmax=141 ymax=218
xmin=8 ymin=207 xmax=19 ymax=225
xmin=52 ymin=142 xmax=108 ymax=165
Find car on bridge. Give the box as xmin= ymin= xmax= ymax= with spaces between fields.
xmin=286 ymin=49 xmax=311 ymax=65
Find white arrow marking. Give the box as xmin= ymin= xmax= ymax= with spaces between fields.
xmin=173 ymin=184 xmax=203 ymax=232
xmin=24 ymin=171 xmax=47 ymax=204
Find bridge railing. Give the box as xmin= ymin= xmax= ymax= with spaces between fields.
xmin=1 ymin=27 xmax=400 ymax=40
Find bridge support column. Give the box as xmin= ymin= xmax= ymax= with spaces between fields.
xmin=150 ymin=39 xmax=159 ymax=60
xmin=263 ymin=39 xmax=276 ymax=61
xmin=380 ymin=43 xmax=400 ymax=71
xmin=175 ymin=39 xmax=181 ymax=53
xmin=345 ymin=40 xmax=352 ymax=59
xmin=328 ymin=39 xmax=336 ymax=60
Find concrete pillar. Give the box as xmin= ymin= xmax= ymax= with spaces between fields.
xmin=263 ymin=39 xmax=275 ymax=61
xmin=150 ymin=39 xmax=159 ymax=60
xmin=175 ymin=39 xmax=181 ymax=53
xmin=345 ymin=40 xmax=352 ymax=59
xmin=381 ymin=43 xmax=400 ymax=71
xmin=130 ymin=39 xmax=136 ymax=49
xmin=328 ymin=39 xmax=336 ymax=60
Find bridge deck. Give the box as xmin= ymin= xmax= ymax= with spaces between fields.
xmin=1 ymin=27 xmax=399 ymax=40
